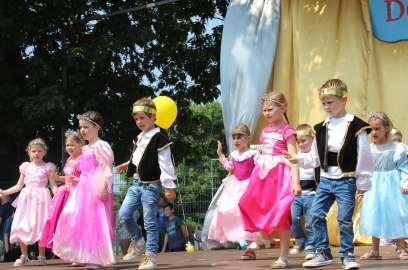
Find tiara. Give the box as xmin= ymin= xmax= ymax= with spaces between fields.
xmin=319 ymin=86 xmax=347 ymax=98
xmin=232 ymin=126 xmax=250 ymax=136
xmin=367 ymin=112 xmax=385 ymax=121
xmin=261 ymin=96 xmax=284 ymax=106
xmin=77 ymin=114 xmax=101 ymax=128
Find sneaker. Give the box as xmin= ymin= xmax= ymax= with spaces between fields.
xmin=289 ymin=245 xmax=302 ymax=255
xmin=13 ymin=255 xmax=29 ymax=267
xmin=304 ymin=250 xmax=315 ymax=260
xmin=36 ymin=256 xmax=47 ymax=266
xmin=302 ymin=250 xmax=334 ymax=268
xmin=341 ymin=254 xmax=360 ymax=270
xmin=270 ymin=256 xmax=289 ymax=269
xmin=138 ymin=253 xmax=158 ymax=270
xmin=123 ymin=238 xmax=146 ymax=260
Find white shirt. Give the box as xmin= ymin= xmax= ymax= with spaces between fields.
xmin=132 ymin=127 xmax=176 ymax=189
xmin=296 ymin=113 xmax=373 ymax=190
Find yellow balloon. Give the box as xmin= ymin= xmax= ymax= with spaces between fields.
xmin=152 ymin=96 xmax=178 ymax=129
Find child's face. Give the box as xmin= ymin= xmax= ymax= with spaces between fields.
xmin=28 ymin=144 xmax=46 ymax=163
xmin=65 ymin=137 xmax=82 ymax=157
xmin=320 ymin=95 xmax=347 ymax=118
xmin=262 ymin=101 xmax=285 ymax=124
xmin=369 ymin=119 xmax=389 ymax=144
xmin=392 ymin=134 xmax=402 ymax=143
xmin=232 ymin=134 xmax=249 ymax=152
xmin=164 ymin=206 xmax=174 ymax=217
xmin=296 ymin=136 xmax=313 ymax=152
xmin=133 ymin=112 xmax=156 ymax=132
xmin=79 ymin=119 xmax=99 ymax=142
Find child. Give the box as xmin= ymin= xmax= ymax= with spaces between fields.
xmin=239 ymin=91 xmax=301 ymax=269
xmin=116 ymin=97 xmax=177 ymax=270
xmin=391 ymin=128 xmax=403 ymax=143
xmin=161 ymin=204 xmax=188 ymax=252
xmin=360 ymin=112 xmax=408 ymax=260
xmin=288 ymin=79 xmax=373 ymax=269
xmin=289 ymin=124 xmax=317 ymax=260
xmin=39 ymin=130 xmax=83 ymax=250
xmin=208 ymin=123 xmax=258 ymax=259
xmin=52 ymin=111 xmax=115 ymax=267
xmin=0 ymin=138 xmax=57 ymax=267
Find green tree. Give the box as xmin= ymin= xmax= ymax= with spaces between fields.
xmin=0 ymin=0 xmax=230 ymax=181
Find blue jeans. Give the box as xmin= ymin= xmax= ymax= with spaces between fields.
xmin=291 ymin=194 xmax=315 ymax=250
xmin=119 ymin=180 xmax=162 ymax=253
xmin=311 ymin=177 xmax=356 ymax=255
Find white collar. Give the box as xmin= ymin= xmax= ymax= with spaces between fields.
xmin=323 ymin=112 xmax=354 ymax=125
xmin=138 ymin=127 xmax=160 ymax=140
xmin=230 ymin=149 xmax=257 ymax=161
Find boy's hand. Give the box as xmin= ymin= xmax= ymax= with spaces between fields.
xmin=164 ymin=188 xmax=176 ymax=202
xmin=283 ymin=150 xmax=298 ymax=164
xmin=401 ymin=186 xmax=408 ymax=193
xmin=356 ymin=193 xmax=363 ymax=203
xmin=115 ymin=162 xmax=128 ymax=174
xmin=292 ymin=183 xmax=302 ymax=196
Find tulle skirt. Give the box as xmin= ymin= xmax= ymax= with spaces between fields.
xmin=360 ymin=170 xmax=408 ymax=239
xmin=239 ymin=163 xmax=294 ymax=234
xmin=52 ymin=172 xmax=114 ymax=266
xmin=10 ymin=186 xmax=52 ymax=245
xmin=208 ymin=176 xmax=257 ymax=243
xmin=39 ymin=186 xmax=73 ymax=249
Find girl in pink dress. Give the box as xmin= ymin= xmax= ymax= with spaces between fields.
xmin=208 ymin=124 xmax=258 ymax=257
xmin=39 ymin=130 xmax=83 ymax=250
xmin=52 ymin=111 xmax=115 ymax=267
xmin=0 ymin=138 xmax=57 ymax=267
xmin=239 ymin=92 xmax=301 ymax=269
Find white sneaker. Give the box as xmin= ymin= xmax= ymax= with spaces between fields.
xmin=138 ymin=253 xmax=158 ymax=270
xmin=123 ymin=239 xmax=146 ymax=260
xmin=289 ymin=245 xmax=302 ymax=255
xmin=13 ymin=255 xmax=29 ymax=267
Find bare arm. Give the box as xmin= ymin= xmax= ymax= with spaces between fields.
xmin=1 ymin=174 xmax=25 ymax=196
xmin=161 ymin=233 xmax=168 ymax=253
xmin=287 ymin=136 xmax=301 ymax=196
xmin=181 ymin=224 xmax=189 ymax=242
xmin=115 ymin=161 xmax=130 ymax=174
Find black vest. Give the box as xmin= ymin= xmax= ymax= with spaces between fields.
xmin=126 ymin=132 xmax=172 ymax=182
xmin=314 ymin=116 xmax=370 ymax=173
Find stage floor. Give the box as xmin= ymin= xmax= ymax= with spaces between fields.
xmin=1 ymin=246 xmax=408 ymax=269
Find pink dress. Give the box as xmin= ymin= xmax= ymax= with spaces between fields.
xmin=239 ymin=124 xmax=295 ymax=233
xmin=208 ymin=149 xmax=258 ymax=243
xmin=39 ymin=156 xmax=81 ymax=249
xmin=52 ymin=140 xmax=115 ymax=266
xmin=10 ymin=162 xmax=55 ymax=245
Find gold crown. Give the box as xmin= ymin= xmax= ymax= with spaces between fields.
xmin=132 ymin=105 xmax=156 ymax=114
xmin=319 ymin=86 xmax=347 ymax=98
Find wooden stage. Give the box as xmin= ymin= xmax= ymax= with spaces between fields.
xmin=1 ymin=246 xmax=408 ymax=269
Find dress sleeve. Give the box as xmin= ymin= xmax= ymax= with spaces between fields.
xmin=18 ymin=162 xmax=29 ymax=175
xmin=46 ymin=162 xmax=56 ymax=173
xmin=283 ymin=125 xmax=296 ymax=140
xmin=218 ymin=154 xmax=233 ymax=171
xmin=355 ymin=132 xmax=374 ymax=191
xmin=394 ymin=143 xmax=408 ymax=188
xmin=94 ymin=141 xmax=114 ymax=166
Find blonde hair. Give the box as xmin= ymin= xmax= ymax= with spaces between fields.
xmin=391 ymin=128 xmax=402 ymax=137
xmin=132 ymin=97 xmax=156 ymax=118
xmin=261 ymin=91 xmax=289 ymax=122
xmin=296 ymin=123 xmax=315 ymax=139
xmin=368 ymin=111 xmax=393 ymax=138
xmin=26 ymin=138 xmax=48 ymax=154
xmin=65 ymin=130 xmax=84 ymax=145
xmin=231 ymin=123 xmax=251 ymax=138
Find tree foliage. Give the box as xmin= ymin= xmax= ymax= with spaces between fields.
xmin=0 ymin=0 xmax=230 ymax=180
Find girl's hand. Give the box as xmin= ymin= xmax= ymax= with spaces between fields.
xmin=164 ymin=188 xmax=176 ymax=202
xmin=401 ymin=186 xmax=408 ymax=193
xmin=292 ymin=183 xmax=302 ymax=196
xmin=48 ymin=171 xmax=59 ymax=181
xmin=216 ymin=141 xmax=223 ymax=158
xmin=283 ymin=150 xmax=298 ymax=164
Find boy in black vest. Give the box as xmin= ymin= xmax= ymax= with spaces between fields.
xmin=287 ymin=79 xmax=373 ymax=269
xmin=116 ymin=97 xmax=177 ymax=270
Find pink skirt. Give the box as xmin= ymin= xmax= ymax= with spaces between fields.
xmin=239 ymin=163 xmax=294 ymax=234
xmin=39 ymin=186 xmax=72 ymax=249
xmin=208 ymin=176 xmax=257 ymax=243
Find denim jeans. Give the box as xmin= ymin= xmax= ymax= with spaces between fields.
xmin=311 ymin=177 xmax=356 ymax=255
xmin=291 ymin=194 xmax=315 ymax=250
xmin=119 ymin=180 xmax=162 ymax=253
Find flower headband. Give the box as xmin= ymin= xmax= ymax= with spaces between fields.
xmin=367 ymin=112 xmax=385 ymax=122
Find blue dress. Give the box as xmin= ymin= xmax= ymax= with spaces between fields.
xmin=360 ymin=141 xmax=408 ymax=239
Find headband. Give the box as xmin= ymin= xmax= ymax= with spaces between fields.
xmin=132 ymin=105 xmax=156 ymax=114
xmin=319 ymin=86 xmax=347 ymax=98
xmin=367 ymin=112 xmax=385 ymax=122
xmin=232 ymin=126 xmax=250 ymax=137
xmin=77 ymin=114 xmax=101 ymax=129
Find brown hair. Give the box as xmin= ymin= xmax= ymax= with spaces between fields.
xmin=231 ymin=123 xmax=251 ymax=137
xmin=64 ymin=130 xmax=85 ymax=145
xmin=78 ymin=111 xmax=104 ymax=128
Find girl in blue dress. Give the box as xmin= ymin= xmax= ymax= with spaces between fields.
xmin=360 ymin=112 xmax=408 ymax=260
